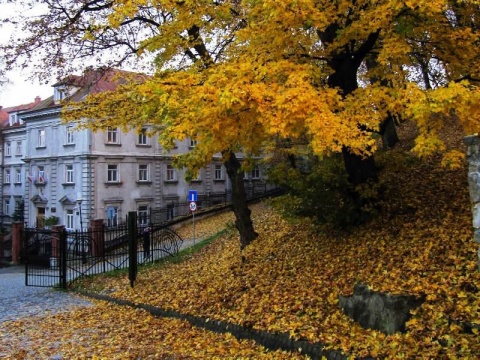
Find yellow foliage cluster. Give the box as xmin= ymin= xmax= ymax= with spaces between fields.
xmin=61 ymin=0 xmax=480 ymax=175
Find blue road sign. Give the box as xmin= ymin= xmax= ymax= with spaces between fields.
xmin=188 ymin=190 xmax=198 ymax=202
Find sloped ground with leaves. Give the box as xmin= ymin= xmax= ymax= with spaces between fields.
xmin=0 ymin=299 xmax=305 ymax=359
xmin=1 ymin=121 xmax=480 ymax=359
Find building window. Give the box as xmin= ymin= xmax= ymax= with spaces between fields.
xmin=5 ymin=142 xmax=11 ymax=156
xmin=38 ymin=129 xmax=46 ymax=147
xmin=66 ymin=209 xmax=74 ymax=229
xmin=4 ymin=169 xmax=10 ymax=184
xmin=138 ymin=164 xmax=149 ymax=182
xmin=65 ymin=164 xmax=74 ymax=183
xmin=15 ymin=169 xmax=21 ymax=184
xmin=3 ymin=199 xmax=10 ymax=216
xmin=16 ymin=141 xmax=22 ymax=155
xmin=66 ymin=126 xmax=75 ymax=145
xmin=166 ymin=164 xmax=176 ymax=182
xmin=189 ymin=139 xmax=198 ymax=148
xmin=107 ymin=127 xmax=119 ymax=144
xmin=54 ymin=87 xmax=66 ymax=102
xmin=214 ymin=165 xmax=224 ymax=180
xmin=107 ymin=164 xmax=119 ymax=183
xmin=251 ymin=165 xmax=261 ymax=179
xmin=138 ymin=128 xmax=148 ymax=145
xmin=37 ymin=166 xmax=46 ymax=183
xmin=138 ymin=205 xmax=149 ymax=225
xmin=14 ymin=200 xmax=23 ymax=219
xmin=106 ymin=206 xmax=118 ymax=227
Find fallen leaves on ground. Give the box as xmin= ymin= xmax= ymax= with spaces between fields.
xmin=1 ymin=121 xmax=479 ymax=359
xmin=72 ymin=123 xmax=479 ymax=359
xmin=0 ymin=300 xmax=305 ymax=359
xmin=174 ymin=210 xmax=235 ymax=240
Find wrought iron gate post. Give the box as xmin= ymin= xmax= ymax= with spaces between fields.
xmin=24 ymin=228 xmax=29 ymax=286
xmin=128 ymin=212 xmax=138 ymax=287
xmin=60 ymin=228 xmax=68 ymax=289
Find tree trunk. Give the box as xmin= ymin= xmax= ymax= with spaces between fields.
xmin=380 ymin=114 xmax=399 ymax=149
xmin=365 ymin=54 xmax=400 ymax=150
xmin=342 ymin=147 xmax=378 ymax=186
xmin=326 ymin=55 xmax=379 ymax=188
xmin=342 ymin=147 xmax=378 ymax=220
xmin=223 ymin=151 xmax=258 ymax=249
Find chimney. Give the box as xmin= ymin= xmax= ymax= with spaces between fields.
xmin=34 ymin=96 xmax=41 ymax=103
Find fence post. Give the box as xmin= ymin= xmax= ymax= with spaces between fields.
xmin=60 ymin=229 xmax=68 ymax=289
xmin=50 ymin=225 xmax=65 ymax=270
xmin=0 ymin=233 xmax=4 ymax=262
xmin=11 ymin=222 xmax=23 ymax=264
xmin=128 ymin=212 xmax=138 ymax=287
xmin=91 ymin=219 xmax=105 ymax=257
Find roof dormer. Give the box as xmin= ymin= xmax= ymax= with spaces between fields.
xmin=9 ymin=112 xmax=23 ymax=126
xmin=53 ymin=85 xmax=67 ymax=104
xmin=53 ymin=76 xmax=82 ymax=104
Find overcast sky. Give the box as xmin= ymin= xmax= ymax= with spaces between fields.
xmin=0 ymin=1 xmax=53 ymax=108
xmin=0 ymin=72 xmax=53 ymax=108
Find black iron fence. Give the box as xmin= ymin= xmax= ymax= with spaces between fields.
xmin=149 ymin=183 xmax=277 ymax=223
xmin=23 ymin=183 xmax=282 ymax=288
xmin=23 ymin=228 xmax=65 ymax=287
xmin=24 ymin=213 xmax=183 ymax=288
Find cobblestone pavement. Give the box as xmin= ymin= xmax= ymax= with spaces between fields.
xmin=0 ymin=265 xmax=92 ymax=324
xmin=0 ymin=239 xmax=201 ymax=324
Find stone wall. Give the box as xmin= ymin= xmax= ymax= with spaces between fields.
xmin=464 ymin=134 xmax=480 ymax=270
xmin=338 ymin=283 xmax=424 ymax=335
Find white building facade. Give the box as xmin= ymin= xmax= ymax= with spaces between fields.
xmin=18 ymin=103 xmax=232 ymax=230
xmin=1 ymin=73 xmax=270 ymax=231
xmin=1 ymin=94 xmax=236 ymax=231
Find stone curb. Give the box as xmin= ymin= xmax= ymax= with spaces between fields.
xmin=75 ymin=290 xmax=354 ymax=360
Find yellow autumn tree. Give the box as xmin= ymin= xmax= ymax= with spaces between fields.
xmin=2 ymin=0 xmax=480 ymax=246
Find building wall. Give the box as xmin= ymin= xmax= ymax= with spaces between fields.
xmin=14 ymin=106 xmax=233 ymax=230
xmin=22 ymin=107 xmax=91 ymax=229
xmin=1 ymin=124 xmax=27 ymax=227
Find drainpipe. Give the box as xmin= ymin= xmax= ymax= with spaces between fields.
xmin=87 ymin=128 xmax=92 ymax=227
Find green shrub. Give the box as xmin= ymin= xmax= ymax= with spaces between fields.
xmin=267 ymin=154 xmax=377 ymax=229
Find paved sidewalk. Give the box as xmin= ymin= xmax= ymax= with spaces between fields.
xmin=0 ymin=238 xmax=199 ymax=324
xmin=0 ymin=265 xmax=92 ymax=323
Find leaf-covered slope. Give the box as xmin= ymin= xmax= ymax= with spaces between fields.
xmin=76 ymin=136 xmax=479 ymax=358
xmin=0 ymin=301 xmax=303 ymax=359
xmin=1 ymin=121 xmax=478 ymax=359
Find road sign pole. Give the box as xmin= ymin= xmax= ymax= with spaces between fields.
xmin=188 ymin=192 xmax=198 ymax=245
xmin=189 ymin=200 xmax=197 ymax=245
xmin=192 ymin=211 xmax=195 ymax=245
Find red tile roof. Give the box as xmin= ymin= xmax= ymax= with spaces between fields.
xmin=1 ymin=68 xmax=145 ymax=122
xmin=28 ymin=68 xmax=145 ymax=112
xmin=0 ymin=96 xmax=42 ymax=127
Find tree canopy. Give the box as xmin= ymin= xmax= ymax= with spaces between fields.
xmin=2 ymin=0 xmax=479 ymax=159
xmin=2 ymin=0 xmax=480 ymax=243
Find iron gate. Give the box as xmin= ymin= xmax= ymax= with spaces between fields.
xmin=24 ymin=212 xmax=183 ymax=288
xmin=23 ymin=228 xmax=67 ymax=288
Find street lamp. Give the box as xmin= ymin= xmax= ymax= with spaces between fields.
xmin=76 ymin=195 xmax=83 ymax=232
xmin=77 ymin=194 xmax=86 ymax=264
